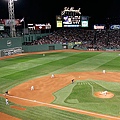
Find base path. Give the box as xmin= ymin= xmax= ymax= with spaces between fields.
xmin=6 ymin=72 xmax=120 ymax=106
xmin=0 ymin=50 xmax=120 ymax=120
xmin=1 ymin=71 xmax=120 ymax=120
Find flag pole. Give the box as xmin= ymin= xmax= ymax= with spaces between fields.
xmin=22 ymin=17 xmax=25 ymax=41
xmin=23 ymin=17 xmax=25 ymax=36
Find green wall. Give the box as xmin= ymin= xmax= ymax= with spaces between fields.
xmin=23 ymin=33 xmax=50 ymax=42
xmin=22 ymin=44 xmax=63 ymax=52
xmin=0 ymin=37 xmax=22 ymax=50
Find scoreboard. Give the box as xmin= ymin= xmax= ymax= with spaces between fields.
xmin=56 ymin=15 xmax=89 ymax=28
xmin=56 ymin=15 xmax=81 ymax=27
xmin=56 ymin=7 xmax=89 ymax=28
xmin=62 ymin=15 xmax=81 ymax=27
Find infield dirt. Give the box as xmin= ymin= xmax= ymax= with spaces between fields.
xmin=0 ymin=50 xmax=120 ymax=120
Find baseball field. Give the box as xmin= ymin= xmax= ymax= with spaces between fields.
xmin=0 ymin=49 xmax=120 ymax=120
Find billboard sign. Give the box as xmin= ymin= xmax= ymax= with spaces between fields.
xmin=0 ymin=19 xmax=22 ymax=26
xmin=56 ymin=15 xmax=62 ymax=27
xmin=0 ymin=24 xmax=4 ymax=30
xmin=81 ymin=21 xmax=88 ymax=27
xmin=35 ymin=23 xmax=51 ymax=30
xmin=62 ymin=15 xmax=81 ymax=27
xmin=110 ymin=25 xmax=120 ymax=29
xmin=94 ymin=24 xmax=105 ymax=29
xmin=81 ymin=16 xmax=89 ymax=27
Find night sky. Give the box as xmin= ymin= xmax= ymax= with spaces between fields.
xmin=0 ymin=0 xmax=120 ymax=30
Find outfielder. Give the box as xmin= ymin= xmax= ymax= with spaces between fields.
xmin=6 ymin=98 xmax=9 ymax=105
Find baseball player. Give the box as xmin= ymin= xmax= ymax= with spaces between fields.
xmin=31 ymin=86 xmax=34 ymax=90
xmin=5 ymin=91 xmax=9 ymax=96
xmin=51 ymin=74 xmax=54 ymax=78
xmin=72 ymin=79 xmax=74 ymax=84
xmin=103 ymin=70 xmax=106 ymax=74
xmin=6 ymin=98 xmax=9 ymax=105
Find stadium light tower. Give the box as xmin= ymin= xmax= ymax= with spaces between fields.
xmin=8 ymin=0 xmax=17 ymax=37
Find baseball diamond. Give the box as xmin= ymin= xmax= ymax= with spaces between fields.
xmin=0 ymin=50 xmax=120 ymax=120
xmin=1 ymin=1 xmax=120 ymax=119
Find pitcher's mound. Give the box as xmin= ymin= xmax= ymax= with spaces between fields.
xmin=94 ymin=91 xmax=114 ymax=98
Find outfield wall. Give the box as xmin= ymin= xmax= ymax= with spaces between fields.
xmin=0 ymin=37 xmax=23 ymax=57
xmin=0 ymin=37 xmax=22 ymax=49
xmin=22 ymin=44 xmax=63 ymax=52
xmin=0 ymin=35 xmax=67 ymax=57
xmin=0 ymin=33 xmax=119 ymax=57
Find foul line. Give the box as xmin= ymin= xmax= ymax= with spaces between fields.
xmin=4 ymin=94 xmax=120 ymax=120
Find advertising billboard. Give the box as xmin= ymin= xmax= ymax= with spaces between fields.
xmin=56 ymin=15 xmax=62 ymax=27
xmin=81 ymin=16 xmax=89 ymax=27
xmin=0 ymin=19 xmax=22 ymax=26
xmin=0 ymin=24 xmax=4 ymax=30
xmin=35 ymin=23 xmax=51 ymax=30
xmin=94 ymin=24 xmax=105 ymax=29
xmin=62 ymin=15 xmax=81 ymax=27
xmin=110 ymin=25 xmax=120 ymax=30
xmin=81 ymin=21 xmax=88 ymax=27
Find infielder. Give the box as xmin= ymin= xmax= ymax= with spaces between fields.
xmin=5 ymin=91 xmax=9 ymax=96
xmin=72 ymin=79 xmax=74 ymax=84
xmin=51 ymin=74 xmax=54 ymax=78
xmin=103 ymin=70 xmax=106 ymax=74
xmin=31 ymin=86 xmax=34 ymax=90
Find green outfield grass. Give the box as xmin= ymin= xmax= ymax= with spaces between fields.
xmin=53 ymin=80 xmax=120 ymax=116
xmin=0 ymin=50 xmax=120 ymax=120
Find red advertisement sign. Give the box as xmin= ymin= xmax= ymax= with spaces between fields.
xmin=35 ymin=23 xmax=51 ymax=30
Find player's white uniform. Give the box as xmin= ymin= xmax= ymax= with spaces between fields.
xmin=103 ymin=70 xmax=106 ymax=73
xmin=51 ymin=74 xmax=54 ymax=78
xmin=6 ymin=98 xmax=9 ymax=105
xmin=101 ymin=91 xmax=108 ymax=96
xmin=31 ymin=86 xmax=34 ymax=90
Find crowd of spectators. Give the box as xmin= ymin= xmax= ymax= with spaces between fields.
xmin=23 ymin=28 xmax=120 ymax=50
xmin=0 ymin=31 xmax=10 ymax=38
xmin=0 ymin=28 xmax=23 ymax=38
xmin=1 ymin=27 xmax=120 ymax=50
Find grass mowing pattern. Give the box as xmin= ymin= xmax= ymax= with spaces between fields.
xmin=53 ymin=80 xmax=120 ymax=116
xmin=0 ymin=51 xmax=120 ymax=119
xmin=0 ymin=97 xmax=104 ymax=120
xmin=97 ymin=56 xmax=120 ymax=71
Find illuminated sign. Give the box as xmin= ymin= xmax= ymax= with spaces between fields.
xmin=0 ymin=19 xmax=22 ymax=26
xmin=81 ymin=21 xmax=88 ymax=27
xmin=57 ymin=21 xmax=62 ymax=27
xmin=110 ymin=25 xmax=120 ymax=29
xmin=61 ymin=7 xmax=81 ymax=15
xmin=0 ymin=24 xmax=4 ymax=30
xmin=35 ymin=23 xmax=51 ymax=30
xmin=94 ymin=25 xmax=105 ymax=29
xmin=61 ymin=7 xmax=82 ymax=28
xmin=62 ymin=15 xmax=81 ymax=27
xmin=27 ymin=23 xmax=51 ymax=30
